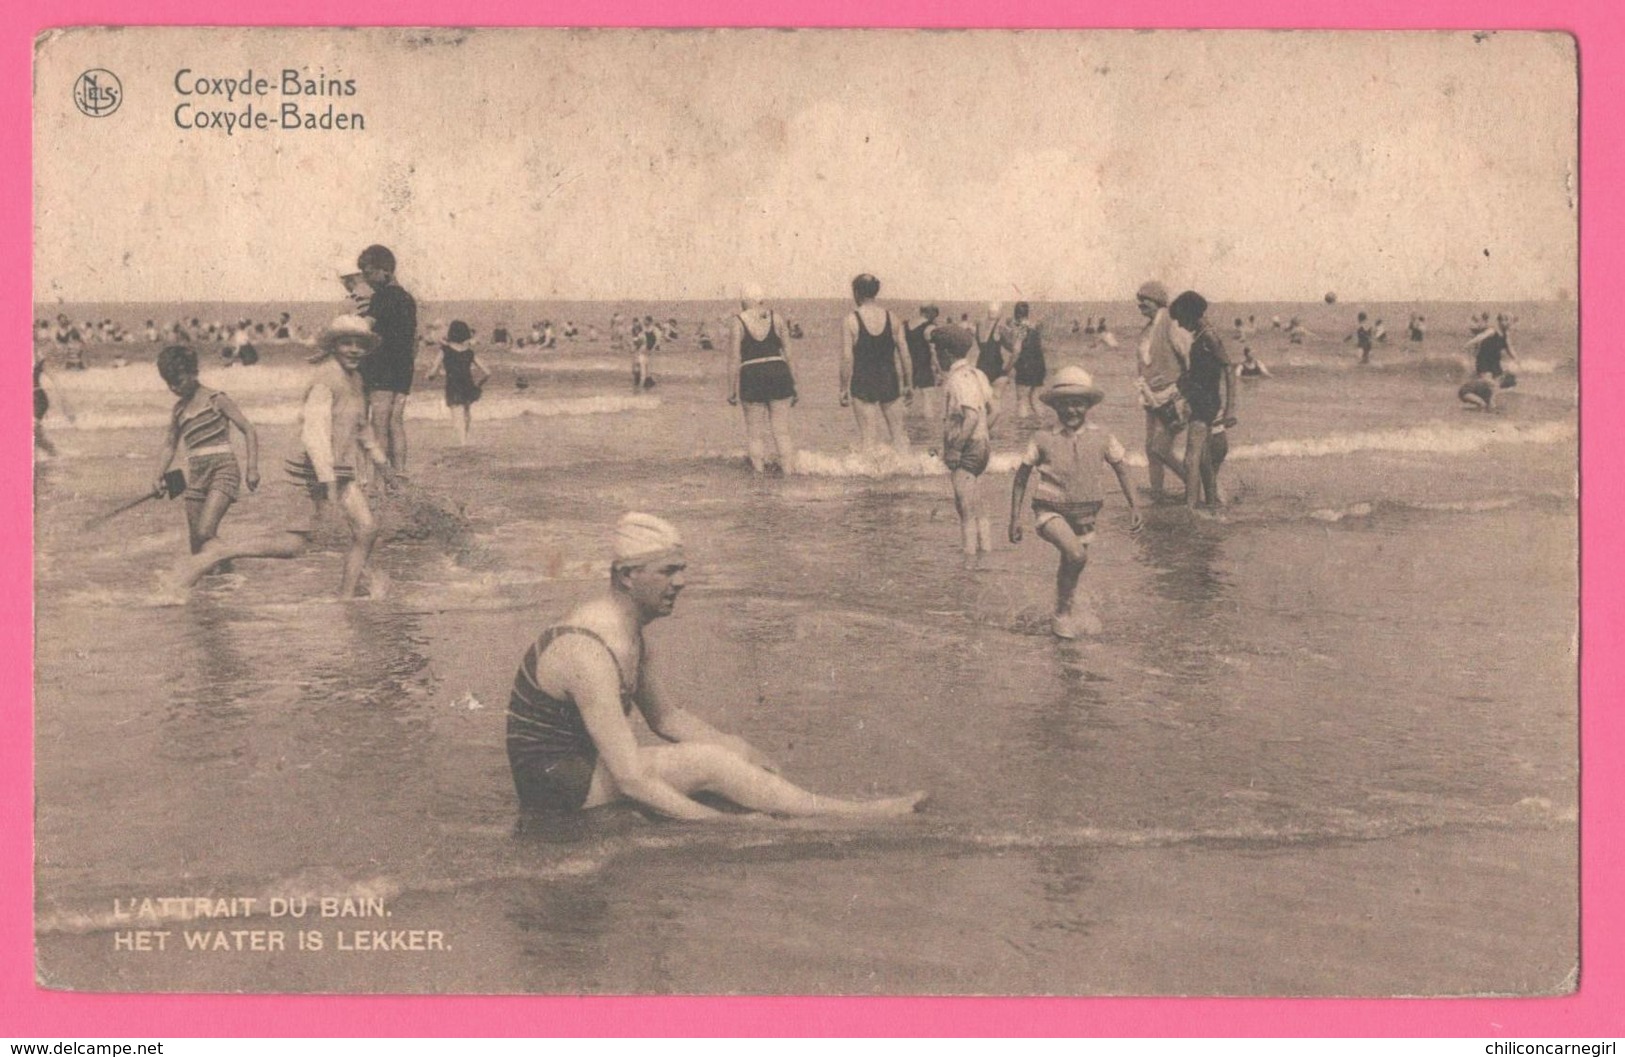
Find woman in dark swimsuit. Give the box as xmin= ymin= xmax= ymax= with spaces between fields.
xmin=904 ymin=305 xmax=942 ymax=421
xmin=729 ymin=285 xmax=799 ymax=474
xmin=839 ymin=273 xmax=913 ymax=454
xmin=1008 ymin=301 xmax=1047 ymax=421
xmin=975 ymin=302 xmax=1011 ymax=428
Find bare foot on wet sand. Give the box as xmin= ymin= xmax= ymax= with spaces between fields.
xmin=853 ymin=791 xmax=930 ymax=817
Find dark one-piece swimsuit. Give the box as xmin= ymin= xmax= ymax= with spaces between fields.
xmin=849 ymin=310 xmax=902 ymax=404
xmin=507 ymin=625 xmax=639 ymax=812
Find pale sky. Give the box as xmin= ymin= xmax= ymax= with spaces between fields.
xmin=34 ymin=28 xmax=1577 ymax=304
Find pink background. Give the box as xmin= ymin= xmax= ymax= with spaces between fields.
xmin=6 ymin=0 xmax=1616 ymax=1038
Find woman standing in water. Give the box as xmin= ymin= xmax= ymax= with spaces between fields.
xmin=839 ymin=273 xmax=913 ymax=454
xmin=728 ymin=284 xmax=799 ymax=475
xmin=975 ymin=302 xmax=1010 ymax=425
xmin=904 ymin=304 xmax=943 ymax=422
xmin=1008 ymin=301 xmax=1048 ymax=421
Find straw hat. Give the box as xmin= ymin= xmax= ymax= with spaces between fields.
xmin=308 ymin=314 xmax=380 ymax=362
xmin=1040 ymin=365 xmax=1106 ymax=408
xmin=1136 ymin=280 xmax=1170 ymax=307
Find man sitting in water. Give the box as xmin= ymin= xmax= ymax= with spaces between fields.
xmin=506 ymin=513 xmax=927 ymax=821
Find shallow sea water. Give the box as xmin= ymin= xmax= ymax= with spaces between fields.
xmin=34 ymin=300 xmax=1577 ymax=994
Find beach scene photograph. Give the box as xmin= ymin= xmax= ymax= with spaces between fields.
xmin=31 ymin=28 xmax=1577 ymax=995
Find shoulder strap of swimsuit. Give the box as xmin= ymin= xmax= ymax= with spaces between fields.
xmin=536 ymin=625 xmax=633 ymax=695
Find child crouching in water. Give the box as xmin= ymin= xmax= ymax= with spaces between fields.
xmin=1009 ymin=367 xmax=1141 ymax=639
xmin=154 ymin=345 xmax=260 ymax=555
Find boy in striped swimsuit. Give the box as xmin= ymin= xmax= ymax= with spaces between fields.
xmin=154 ymin=346 xmax=260 ymax=556
xmin=167 ymin=316 xmax=398 ymax=597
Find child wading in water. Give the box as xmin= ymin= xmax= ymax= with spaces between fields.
xmin=941 ymin=342 xmax=995 ymax=566
xmin=1009 ymin=367 xmax=1141 ymax=639
xmin=1169 ymin=291 xmax=1236 ymax=513
xmin=168 ymin=316 xmax=399 ymax=598
xmin=153 ymin=346 xmax=260 ymax=555
xmin=424 ymin=320 xmax=489 ymax=445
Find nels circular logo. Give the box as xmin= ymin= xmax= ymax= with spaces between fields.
xmin=73 ymin=69 xmax=122 ymax=117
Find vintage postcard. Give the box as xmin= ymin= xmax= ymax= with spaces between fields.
xmin=32 ymin=27 xmax=1578 ymax=996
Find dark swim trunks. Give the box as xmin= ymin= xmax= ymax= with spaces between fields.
xmin=510 ymin=753 xmax=598 ymax=813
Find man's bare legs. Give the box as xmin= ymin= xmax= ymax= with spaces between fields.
xmin=593 ymin=742 xmax=924 ymax=817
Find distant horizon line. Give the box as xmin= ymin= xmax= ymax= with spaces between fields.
xmin=32 ymin=295 xmax=1575 ymax=308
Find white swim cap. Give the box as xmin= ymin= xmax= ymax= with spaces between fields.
xmin=613 ymin=513 xmax=685 ymax=567
xmin=741 ymin=283 xmax=766 ymax=305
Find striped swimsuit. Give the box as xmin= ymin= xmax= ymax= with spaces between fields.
xmin=507 ymin=626 xmax=640 ymax=812
xmin=174 ymin=392 xmax=241 ymax=503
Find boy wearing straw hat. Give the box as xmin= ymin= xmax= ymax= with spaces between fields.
xmin=1009 ymin=366 xmax=1141 ymax=639
xmin=167 ymin=315 xmax=398 ymax=598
